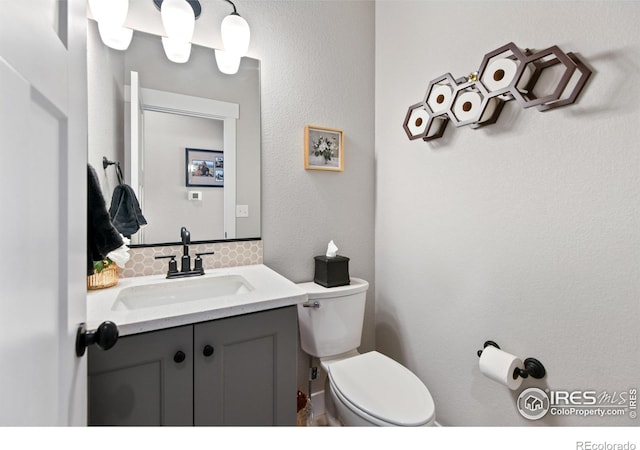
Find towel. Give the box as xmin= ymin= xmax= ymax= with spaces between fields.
xmin=88 ymin=164 xmax=124 ymax=275
xmin=109 ymin=183 xmax=148 ymax=239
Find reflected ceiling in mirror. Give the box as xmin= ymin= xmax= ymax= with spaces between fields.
xmin=87 ymin=21 xmax=261 ymax=247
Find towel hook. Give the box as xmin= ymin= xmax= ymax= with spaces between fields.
xmin=103 ymin=156 xmax=124 ymax=185
xmin=102 ymin=156 xmax=117 ymax=170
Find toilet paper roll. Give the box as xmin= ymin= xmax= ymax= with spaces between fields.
xmin=478 ymin=346 xmax=524 ymax=390
xmin=452 ymin=91 xmax=482 ymax=122
xmin=482 ymin=58 xmax=518 ymax=91
xmin=407 ymin=108 xmax=429 ymax=135
xmin=427 ymin=84 xmax=453 ymax=114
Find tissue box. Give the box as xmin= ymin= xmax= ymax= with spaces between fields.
xmin=314 ymin=255 xmax=350 ymax=288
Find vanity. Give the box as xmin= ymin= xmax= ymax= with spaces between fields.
xmin=86 ymin=264 xmax=307 ymax=426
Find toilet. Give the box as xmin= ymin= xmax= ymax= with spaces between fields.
xmin=296 ymin=278 xmax=436 ymax=426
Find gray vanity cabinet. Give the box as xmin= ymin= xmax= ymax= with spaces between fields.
xmin=88 ymin=306 xmax=298 ymax=426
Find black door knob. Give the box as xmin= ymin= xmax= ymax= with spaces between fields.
xmin=75 ymin=321 xmax=119 ymax=357
xmin=203 ymin=345 xmax=214 ymax=357
xmin=174 ymin=350 xmax=186 ymax=363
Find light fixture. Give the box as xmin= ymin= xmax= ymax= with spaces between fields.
xmin=162 ymin=37 xmax=192 ymax=64
xmin=214 ymin=49 xmax=241 ymax=75
xmin=160 ymin=0 xmax=196 ymax=43
xmin=153 ymin=0 xmax=201 ymax=63
xmin=221 ymin=0 xmax=251 ymax=57
xmin=92 ymin=0 xmax=252 ymax=74
xmin=88 ymin=0 xmax=133 ymax=51
xmin=97 ymin=23 xmax=134 ymax=51
xmin=157 ymin=0 xmax=196 ymax=63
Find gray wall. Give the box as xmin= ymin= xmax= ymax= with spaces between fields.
xmin=245 ymin=1 xmax=376 ymax=391
xmin=87 ymin=22 xmax=125 ymax=195
xmin=375 ymin=1 xmax=640 ymax=426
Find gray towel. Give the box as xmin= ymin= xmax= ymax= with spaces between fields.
xmin=109 ymin=183 xmax=148 ymax=239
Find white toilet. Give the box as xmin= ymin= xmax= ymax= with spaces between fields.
xmin=296 ymin=278 xmax=436 ymax=426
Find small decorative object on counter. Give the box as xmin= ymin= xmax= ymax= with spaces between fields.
xmin=87 ymin=259 xmax=119 ymax=290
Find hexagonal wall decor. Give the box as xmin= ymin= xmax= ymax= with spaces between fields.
xmin=476 ymin=42 xmax=533 ymax=101
xmin=403 ymin=42 xmax=592 ymax=142
xmin=424 ymin=73 xmax=458 ymax=115
xmin=403 ymin=101 xmax=448 ymax=141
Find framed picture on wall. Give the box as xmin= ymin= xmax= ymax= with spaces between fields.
xmin=304 ymin=125 xmax=344 ymax=171
xmin=186 ymin=148 xmax=223 ymax=187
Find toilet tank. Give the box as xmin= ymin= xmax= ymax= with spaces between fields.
xmin=296 ymin=278 xmax=369 ymax=358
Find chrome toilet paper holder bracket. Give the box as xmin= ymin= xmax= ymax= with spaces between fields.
xmin=477 ymin=340 xmax=546 ymax=380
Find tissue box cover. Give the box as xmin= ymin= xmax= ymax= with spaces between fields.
xmin=314 ymin=255 xmax=350 ymax=288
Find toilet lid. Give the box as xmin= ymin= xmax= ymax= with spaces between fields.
xmin=328 ymin=351 xmax=435 ymax=426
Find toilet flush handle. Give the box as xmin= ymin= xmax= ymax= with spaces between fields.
xmin=302 ymin=301 xmax=320 ymax=308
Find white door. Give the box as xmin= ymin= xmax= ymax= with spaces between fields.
xmin=0 ymin=1 xmax=87 ymax=425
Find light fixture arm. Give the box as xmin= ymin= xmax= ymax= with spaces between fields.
xmin=153 ymin=0 xmax=202 ymax=19
xmin=224 ymin=0 xmax=239 ymax=15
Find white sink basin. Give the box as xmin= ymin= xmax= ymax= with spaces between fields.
xmin=87 ymin=264 xmax=308 ymax=336
xmin=112 ymin=274 xmax=254 ymax=311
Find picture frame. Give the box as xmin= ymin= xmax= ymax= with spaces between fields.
xmin=185 ymin=148 xmax=223 ymax=187
xmin=304 ymin=125 xmax=344 ymax=171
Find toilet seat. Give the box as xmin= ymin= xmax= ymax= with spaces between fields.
xmin=327 ymin=351 xmax=435 ymax=426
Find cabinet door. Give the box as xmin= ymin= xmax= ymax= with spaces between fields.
xmin=193 ymin=306 xmax=298 ymax=426
xmin=88 ymin=325 xmax=193 ymax=426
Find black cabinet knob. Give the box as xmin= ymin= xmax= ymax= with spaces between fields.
xmin=174 ymin=350 xmax=186 ymax=363
xmin=203 ymin=345 xmax=214 ymax=357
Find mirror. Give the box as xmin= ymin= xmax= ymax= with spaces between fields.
xmin=87 ymin=20 xmax=261 ymax=246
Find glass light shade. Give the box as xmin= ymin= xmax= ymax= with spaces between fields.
xmin=97 ymin=23 xmax=133 ymax=51
xmin=162 ymin=37 xmax=192 ymax=64
xmin=161 ymin=0 xmax=196 ymax=43
xmin=220 ymin=14 xmax=250 ymax=56
xmin=215 ymin=49 xmax=241 ymax=75
xmin=89 ymin=0 xmax=128 ymax=27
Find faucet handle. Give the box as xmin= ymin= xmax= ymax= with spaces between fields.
xmin=154 ymin=254 xmax=177 ymax=260
xmin=154 ymin=254 xmax=178 ymax=275
xmin=194 ymin=251 xmax=215 ymax=272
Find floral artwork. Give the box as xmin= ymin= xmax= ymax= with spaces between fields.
xmin=304 ymin=126 xmax=344 ymax=171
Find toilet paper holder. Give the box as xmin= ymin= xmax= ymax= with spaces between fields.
xmin=477 ymin=341 xmax=546 ymax=380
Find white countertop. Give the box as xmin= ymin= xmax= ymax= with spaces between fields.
xmin=87 ymin=264 xmax=307 ymax=336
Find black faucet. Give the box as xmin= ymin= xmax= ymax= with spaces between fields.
xmin=180 ymin=226 xmax=191 ymax=272
xmin=153 ymin=227 xmax=215 ymax=279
